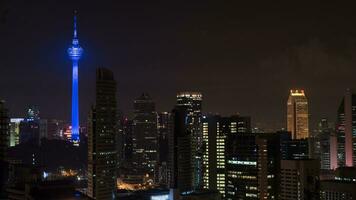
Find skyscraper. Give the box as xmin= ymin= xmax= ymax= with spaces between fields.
xmin=0 ymin=101 xmax=9 ymax=162
xmin=157 ymin=112 xmax=171 ymax=186
xmin=67 ymin=12 xmax=83 ymax=145
xmin=9 ymin=118 xmax=23 ymax=147
xmin=88 ymin=68 xmax=118 ymax=200
xmin=132 ymin=93 xmax=158 ymax=177
xmin=176 ymin=92 xmax=203 ymax=189
xmin=225 ymin=132 xmax=281 ymax=200
xmin=202 ymin=115 xmax=251 ymax=197
xmin=280 ymin=159 xmax=320 ymax=200
xmin=287 ymin=89 xmax=309 ymax=139
xmin=168 ymin=106 xmax=193 ymax=193
xmin=336 ymin=89 xmax=356 ymax=167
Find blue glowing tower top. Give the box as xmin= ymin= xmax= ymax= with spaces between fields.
xmin=68 ymin=12 xmax=83 ymax=60
xmin=68 ymin=11 xmax=83 ymax=145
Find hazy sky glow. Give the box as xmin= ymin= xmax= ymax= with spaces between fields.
xmin=2 ymin=1 xmax=356 ymax=130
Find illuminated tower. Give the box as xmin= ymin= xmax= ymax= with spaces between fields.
xmin=67 ymin=12 xmax=83 ymax=144
xmin=336 ymin=89 xmax=356 ymax=167
xmin=287 ymin=89 xmax=309 ymax=139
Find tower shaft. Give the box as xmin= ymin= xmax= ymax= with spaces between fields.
xmin=71 ymin=59 xmax=79 ymax=143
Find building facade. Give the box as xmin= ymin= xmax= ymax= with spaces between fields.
xmin=225 ymin=133 xmax=281 ymax=200
xmin=9 ymin=118 xmax=23 ymax=147
xmin=168 ymin=106 xmax=193 ymax=193
xmin=287 ymin=89 xmax=309 ymax=139
xmin=87 ymin=68 xmax=118 ymax=200
xmin=280 ymin=159 xmax=320 ymax=200
xmin=0 ymin=101 xmax=9 ymax=162
xmin=132 ymin=93 xmax=158 ymax=177
xmin=176 ymin=92 xmax=203 ymax=189
xmin=202 ymin=115 xmax=251 ymax=198
xmin=336 ymin=89 xmax=356 ymax=167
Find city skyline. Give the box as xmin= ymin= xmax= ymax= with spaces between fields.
xmin=2 ymin=2 xmax=356 ymax=130
xmin=2 ymin=3 xmax=356 ymax=199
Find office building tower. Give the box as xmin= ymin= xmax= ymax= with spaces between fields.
xmin=132 ymin=93 xmax=158 ymax=176
xmin=225 ymin=133 xmax=281 ymax=200
xmin=314 ymin=118 xmax=338 ymax=170
xmin=9 ymin=118 xmax=23 ymax=147
xmin=19 ymin=118 xmax=40 ymax=145
xmin=281 ymin=137 xmax=310 ymax=160
xmin=336 ymin=89 xmax=356 ymax=167
xmin=158 ymin=112 xmax=170 ymax=165
xmin=88 ymin=68 xmax=118 ymax=200
xmin=320 ymin=167 xmax=356 ymax=199
xmin=157 ymin=112 xmax=171 ymax=186
xmin=176 ymin=92 xmax=203 ymax=189
xmin=67 ymin=12 xmax=83 ymax=145
xmin=280 ymin=159 xmax=320 ymax=200
xmin=287 ymin=89 xmax=309 ymax=139
xmin=202 ymin=115 xmax=251 ymax=197
xmin=168 ymin=106 xmax=193 ymax=193
xmin=0 ymin=101 xmax=9 ymax=161
xmin=122 ymin=119 xmax=134 ymax=165
xmin=18 ymin=106 xmax=47 ymax=146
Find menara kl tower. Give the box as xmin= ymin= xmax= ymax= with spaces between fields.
xmin=67 ymin=12 xmax=83 ymax=145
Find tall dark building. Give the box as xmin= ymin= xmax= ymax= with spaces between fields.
xmin=88 ymin=68 xmax=118 ymax=200
xmin=314 ymin=118 xmax=338 ymax=170
xmin=168 ymin=106 xmax=193 ymax=193
xmin=17 ymin=106 xmax=49 ymax=146
xmin=132 ymin=93 xmax=158 ymax=177
xmin=0 ymin=101 xmax=9 ymax=198
xmin=280 ymin=159 xmax=320 ymax=200
xmin=202 ymin=114 xmax=251 ymax=197
xmin=176 ymin=92 xmax=203 ymax=189
xmin=156 ymin=112 xmax=171 ymax=186
xmin=281 ymin=137 xmax=310 ymax=160
xmin=336 ymin=89 xmax=356 ymax=167
xmin=225 ymin=132 xmax=281 ymax=200
xmin=122 ymin=119 xmax=134 ymax=165
xmin=0 ymin=101 xmax=9 ymax=162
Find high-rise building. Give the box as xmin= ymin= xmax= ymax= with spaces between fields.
xmin=18 ymin=106 xmax=48 ymax=146
xmin=202 ymin=115 xmax=251 ymax=197
xmin=320 ymin=167 xmax=356 ymax=199
xmin=314 ymin=118 xmax=338 ymax=170
xmin=0 ymin=101 xmax=9 ymax=162
xmin=176 ymin=92 xmax=203 ymax=189
xmin=132 ymin=93 xmax=158 ymax=177
xmin=19 ymin=119 xmax=40 ymax=145
xmin=67 ymin=11 xmax=83 ymax=145
xmin=168 ymin=106 xmax=193 ymax=193
xmin=336 ymin=89 xmax=356 ymax=167
xmin=281 ymin=137 xmax=310 ymax=160
xmin=122 ymin=119 xmax=134 ymax=165
xmin=280 ymin=159 xmax=320 ymax=200
xmin=287 ymin=89 xmax=309 ymax=139
xmin=88 ymin=68 xmax=118 ymax=200
xmin=157 ymin=112 xmax=171 ymax=186
xmin=225 ymin=133 xmax=281 ymax=200
xmin=9 ymin=118 xmax=23 ymax=147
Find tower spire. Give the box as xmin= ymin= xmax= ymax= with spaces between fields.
xmin=73 ymin=10 xmax=78 ymax=39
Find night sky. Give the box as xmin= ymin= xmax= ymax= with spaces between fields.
xmin=2 ymin=1 xmax=356 ymax=131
